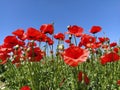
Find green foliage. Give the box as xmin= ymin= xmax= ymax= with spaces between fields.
xmin=0 ymin=54 xmax=120 ymax=90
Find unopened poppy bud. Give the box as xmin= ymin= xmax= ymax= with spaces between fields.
xmin=27 ymin=47 xmax=30 ymax=52
xmin=20 ymin=58 xmax=24 ymax=61
xmin=50 ymin=50 xmax=53 ymax=54
xmin=56 ymin=52 xmax=59 ymax=56
xmin=69 ymin=34 xmax=72 ymax=39
xmin=57 ymin=44 xmax=64 ymax=50
xmin=14 ymin=45 xmax=19 ymax=49
xmin=30 ymin=40 xmax=34 ymax=43
xmin=67 ymin=25 xmax=71 ymax=29
xmin=13 ymin=55 xmax=17 ymax=58
xmin=51 ymin=22 xmax=54 ymax=25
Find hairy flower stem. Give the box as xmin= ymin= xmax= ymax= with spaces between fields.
xmin=27 ymin=62 xmax=36 ymax=90
xmin=72 ymin=67 xmax=78 ymax=90
xmin=7 ymin=61 xmax=21 ymax=87
xmin=51 ymin=33 xmax=54 ymax=59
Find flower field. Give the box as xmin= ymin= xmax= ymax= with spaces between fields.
xmin=0 ymin=24 xmax=120 ymax=90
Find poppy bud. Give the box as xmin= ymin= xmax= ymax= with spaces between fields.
xmin=67 ymin=25 xmax=71 ymax=29
xmin=27 ymin=47 xmax=30 ymax=52
xmin=69 ymin=34 xmax=72 ymax=40
xmin=14 ymin=45 xmax=19 ymax=49
xmin=57 ymin=44 xmax=64 ymax=50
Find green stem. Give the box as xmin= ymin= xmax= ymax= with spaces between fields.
xmin=74 ymin=35 xmax=77 ymax=46
xmin=27 ymin=62 xmax=35 ymax=90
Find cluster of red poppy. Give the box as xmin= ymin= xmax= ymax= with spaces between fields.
xmin=61 ymin=25 xmax=119 ymax=66
xmin=0 ymin=24 xmax=54 ymax=66
xmin=0 ymin=23 xmax=120 ymax=88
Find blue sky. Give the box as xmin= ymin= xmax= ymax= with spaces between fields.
xmin=0 ymin=0 xmax=120 ymax=44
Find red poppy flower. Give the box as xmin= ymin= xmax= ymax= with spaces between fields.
xmin=87 ymin=42 xmax=102 ymax=49
xmin=12 ymin=48 xmax=22 ymax=64
xmin=45 ymin=36 xmax=54 ymax=45
xmin=100 ymin=52 xmax=120 ymax=65
xmin=78 ymin=71 xmax=83 ymax=82
xmin=54 ymin=33 xmax=65 ymax=40
xmin=13 ymin=47 xmax=22 ymax=55
xmin=117 ymin=80 xmax=120 ymax=86
xmin=12 ymin=29 xmax=25 ymax=40
xmin=95 ymin=42 xmax=102 ymax=48
xmin=78 ymin=71 xmax=90 ymax=85
xmin=62 ymin=45 xmax=89 ymax=67
xmin=26 ymin=27 xmax=40 ymax=40
xmin=0 ymin=53 xmax=10 ymax=64
xmin=89 ymin=26 xmax=102 ymax=34
xmin=27 ymin=42 xmax=37 ymax=47
xmin=40 ymin=24 xmax=54 ymax=35
xmin=110 ymin=42 xmax=117 ymax=47
xmin=27 ymin=47 xmax=43 ymax=62
xmin=102 ymin=45 xmax=109 ymax=50
xmin=98 ymin=37 xmax=109 ymax=43
xmin=79 ymin=34 xmax=96 ymax=48
xmin=84 ymin=74 xmax=90 ymax=85
xmin=65 ymin=39 xmax=71 ymax=44
xmin=18 ymin=40 xmax=25 ymax=46
xmin=0 ymin=45 xmax=13 ymax=53
xmin=113 ymin=47 xmax=119 ymax=53
xmin=4 ymin=36 xmax=18 ymax=48
xmin=12 ymin=28 xmax=24 ymax=36
xmin=34 ymin=32 xmax=48 ymax=42
xmin=19 ymin=33 xmax=27 ymax=41
xmin=12 ymin=55 xmax=21 ymax=64
xmin=20 ymin=85 xmax=31 ymax=90
xmin=66 ymin=25 xmax=84 ymax=37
